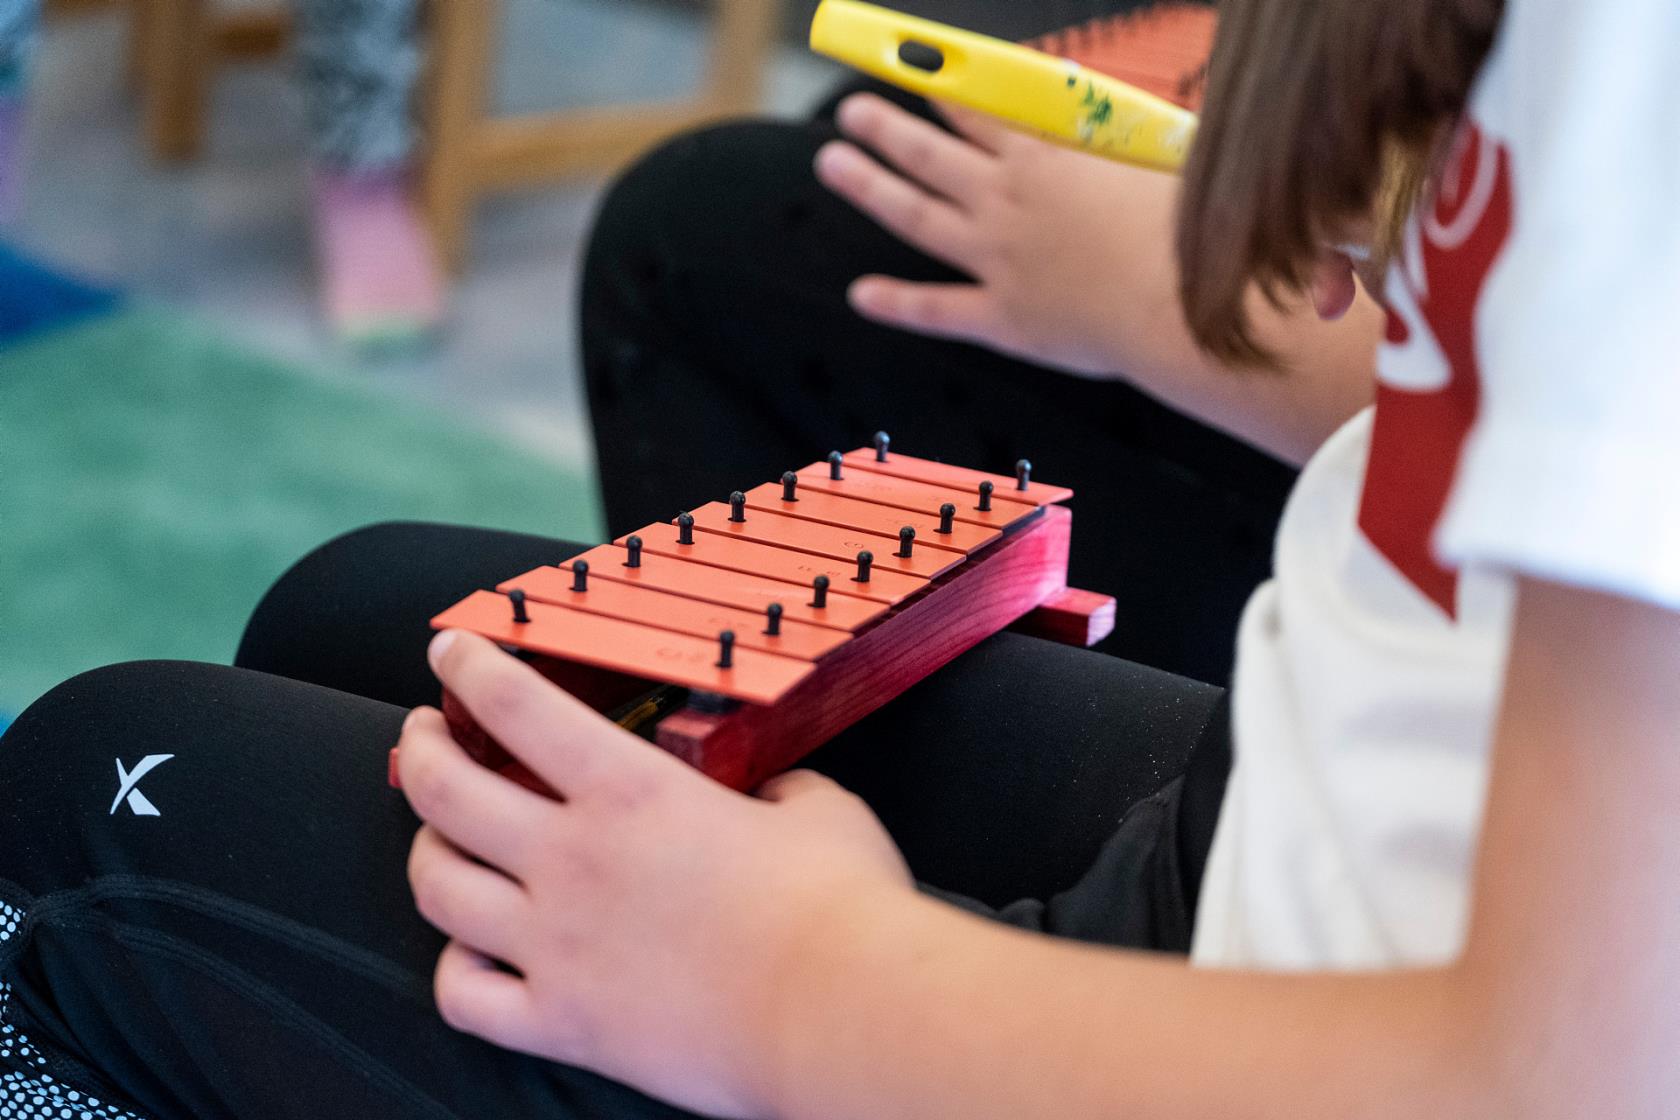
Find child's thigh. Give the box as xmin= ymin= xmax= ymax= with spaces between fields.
xmin=0 ymin=660 xmax=686 ymax=1120
xmin=808 ymin=632 xmax=1225 ymax=908
xmin=236 ymin=520 xmax=586 ymax=710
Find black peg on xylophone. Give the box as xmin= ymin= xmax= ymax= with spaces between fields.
xmin=571 ymin=560 xmax=589 ymax=593
xmin=854 ymin=550 xmax=874 ymax=583
xmin=716 ymin=630 xmax=735 ymax=670
xmin=898 ymin=526 xmax=915 ymax=558
xmin=677 ymin=512 xmax=695 ymax=545
xmin=781 ymin=471 xmax=799 ymax=502
xmin=764 ymin=602 xmax=783 ymax=636
xmin=508 ymin=588 xmax=530 ymax=624
xmin=624 ymin=535 xmax=643 ymax=567
xmin=810 ymin=574 xmax=830 ymax=609
xmin=977 ymin=480 xmax=994 ymax=512
xmin=828 ymin=451 xmax=844 ymax=480
xmin=938 ymin=503 xmax=957 ymax=534
xmin=874 ymin=430 xmax=891 ymax=461
xmin=729 ymin=491 xmax=747 ymax=523
xmin=1016 ymin=459 xmax=1032 ymax=491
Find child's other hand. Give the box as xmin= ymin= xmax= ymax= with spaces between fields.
xmin=396 ymin=630 xmax=913 ymax=1117
xmin=815 ymin=91 xmax=1186 ymax=379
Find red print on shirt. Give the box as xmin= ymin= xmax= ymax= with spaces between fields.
xmin=1358 ymin=123 xmax=1513 ymax=618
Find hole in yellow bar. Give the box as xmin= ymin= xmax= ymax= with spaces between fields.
xmin=897 ymin=40 xmax=944 ymax=73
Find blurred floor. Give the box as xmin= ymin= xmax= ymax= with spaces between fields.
xmin=0 ymin=307 xmax=607 ymax=709
xmin=9 ymin=0 xmax=843 ymax=478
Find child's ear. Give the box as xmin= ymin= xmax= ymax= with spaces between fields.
xmin=1309 ymin=250 xmax=1360 ymax=321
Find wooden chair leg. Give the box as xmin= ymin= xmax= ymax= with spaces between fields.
xmin=422 ymin=0 xmax=497 ymax=275
xmin=140 ymin=0 xmax=211 ymax=161
xmin=705 ymin=0 xmax=778 ymax=113
xmin=127 ymin=0 xmax=151 ymax=92
xmin=417 ymin=0 xmax=776 ymax=272
xmin=214 ymin=8 xmax=292 ymax=60
xmin=43 ymin=0 xmax=123 ymax=13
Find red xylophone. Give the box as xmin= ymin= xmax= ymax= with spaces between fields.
xmin=397 ymin=434 xmax=1115 ymax=794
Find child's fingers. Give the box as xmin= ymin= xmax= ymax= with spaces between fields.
xmin=427 ymin=631 xmax=659 ymax=803
xmin=848 ymin=276 xmax=999 ymax=348
xmin=433 ymin=939 xmax=533 ymax=1044
xmin=834 ymin=92 xmax=995 ymax=207
xmin=929 ymin=98 xmax=1014 ymax=154
xmin=816 ymin=142 xmax=982 ymax=274
xmin=408 ymin=824 xmax=530 ymax=966
xmin=758 ymin=769 xmax=877 ymax=833
xmin=755 ymin=768 xmax=839 ymax=803
xmin=396 ymin=706 xmax=553 ymax=878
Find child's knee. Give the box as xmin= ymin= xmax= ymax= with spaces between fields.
xmin=588 ymin=120 xmax=823 ymax=272
xmin=252 ymin=520 xmax=427 ymax=607
xmin=2 ymin=660 xmax=186 ymax=765
xmin=0 ymin=661 xmax=264 ymax=893
xmin=236 ymin=520 xmax=426 ymax=656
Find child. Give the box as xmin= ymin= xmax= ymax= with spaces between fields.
xmin=578 ymin=8 xmax=1312 ymax=690
xmin=6 ymin=0 xmax=1679 ymax=1116
xmin=295 ymin=0 xmax=443 ymax=347
xmin=0 ymin=0 xmax=441 ymax=344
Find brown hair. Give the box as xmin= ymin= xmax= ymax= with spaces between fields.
xmin=1177 ymin=0 xmax=1505 ymax=365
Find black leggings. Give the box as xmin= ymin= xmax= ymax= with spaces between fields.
xmin=0 ymin=522 xmax=1227 ymax=1120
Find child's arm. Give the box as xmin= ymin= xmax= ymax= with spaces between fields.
xmin=762 ymin=579 xmax=1680 ymax=1119
xmin=816 ymin=93 xmax=1382 ymax=466
xmin=400 ymin=591 xmax=1680 ymax=1118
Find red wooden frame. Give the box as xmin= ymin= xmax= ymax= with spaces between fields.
xmin=657 ymin=505 xmax=1081 ymax=790
xmin=394 ymin=453 xmax=1117 ymax=796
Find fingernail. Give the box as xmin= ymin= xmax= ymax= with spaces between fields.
xmin=836 ymin=96 xmax=862 ymax=128
xmin=814 ymin=142 xmax=844 ymax=179
xmin=428 ymin=630 xmax=458 ymax=671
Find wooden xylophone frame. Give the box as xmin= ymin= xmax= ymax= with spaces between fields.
xmin=414 ymin=446 xmax=1116 ymax=795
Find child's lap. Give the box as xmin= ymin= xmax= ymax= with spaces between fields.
xmin=234 ymin=521 xmax=1224 ymax=904
xmin=0 ymin=522 xmax=1222 ymax=1116
xmin=0 ymin=659 xmax=678 ymax=1118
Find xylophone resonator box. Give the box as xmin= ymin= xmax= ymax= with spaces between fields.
xmin=396 ymin=436 xmax=1115 ymax=795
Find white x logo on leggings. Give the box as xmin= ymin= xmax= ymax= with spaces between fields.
xmin=111 ymin=755 xmax=175 ymax=817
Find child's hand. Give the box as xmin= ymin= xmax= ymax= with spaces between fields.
xmin=396 ymin=630 xmax=914 ymax=1117
xmin=815 ymin=92 xmax=1187 ymax=379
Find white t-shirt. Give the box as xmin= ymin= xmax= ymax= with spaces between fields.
xmin=1191 ymin=0 xmax=1680 ymax=971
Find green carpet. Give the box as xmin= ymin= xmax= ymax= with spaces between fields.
xmin=0 ymin=309 xmax=603 ymax=714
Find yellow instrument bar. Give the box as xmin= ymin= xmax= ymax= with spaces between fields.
xmin=809 ymin=0 xmax=1198 ymax=173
